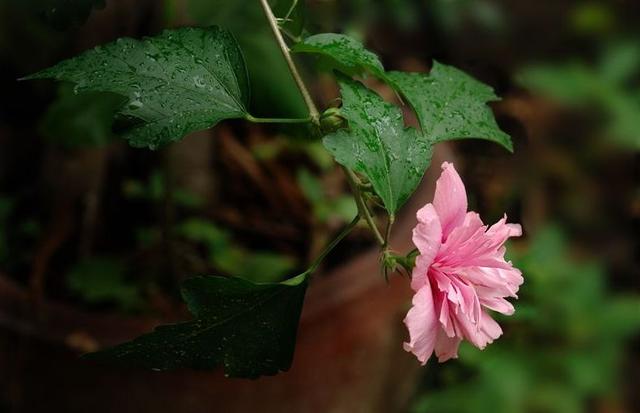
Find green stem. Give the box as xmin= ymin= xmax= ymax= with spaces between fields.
xmin=258 ymin=0 xmax=384 ymax=249
xmin=258 ymin=0 xmax=320 ymax=125
xmin=283 ymin=0 xmax=298 ymax=21
xmin=306 ymin=215 xmax=360 ymax=274
xmin=343 ymin=167 xmax=385 ymax=246
xmin=245 ymin=114 xmax=311 ymax=124
xmin=384 ymin=214 xmax=395 ymax=248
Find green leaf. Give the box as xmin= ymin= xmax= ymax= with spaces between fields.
xmin=84 ymin=275 xmax=307 ymax=378
xmin=323 ymin=76 xmax=431 ymax=214
xmin=292 ymin=33 xmax=385 ymax=78
xmin=25 ymin=26 xmax=250 ymax=149
xmin=386 ymin=61 xmax=512 ymax=151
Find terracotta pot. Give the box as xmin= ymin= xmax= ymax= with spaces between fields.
xmin=0 ymin=151 xmax=450 ymax=413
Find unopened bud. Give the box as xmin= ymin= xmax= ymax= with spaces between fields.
xmin=320 ymin=107 xmax=346 ymax=133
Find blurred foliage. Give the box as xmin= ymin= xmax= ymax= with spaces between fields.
xmin=11 ymin=0 xmax=105 ymax=29
xmin=39 ymin=83 xmax=123 ymax=148
xmin=122 ymin=173 xmax=296 ymax=283
xmin=520 ymin=42 xmax=640 ymax=149
xmin=0 ymin=196 xmax=13 ymax=265
xmin=431 ymin=0 xmax=506 ymax=34
xmin=177 ymin=218 xmax=296 ymax=284
xmin=123 ymin=171 xmax=204 ymax=210
xmin=411 ymin=227 xmax=640 ymax=413
xmin=570 ymin=2 xmax=615 ymax=36
xmin=67 ymin=257 xmax=143 ymax=311
xmin=297 ymin=168 xmax=356 ymax=225
xmin=0 ymin=196 xmax=40 ymax=271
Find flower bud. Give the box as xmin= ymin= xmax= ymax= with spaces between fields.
xmin=320 ymin=107 xmax=346 ymax=134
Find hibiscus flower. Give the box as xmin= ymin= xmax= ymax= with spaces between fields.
xmin=404 ymin=162 xmax=523 ymax=364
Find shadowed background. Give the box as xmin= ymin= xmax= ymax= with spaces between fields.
xmin=0 ymin=0 xmax=638 ymax=412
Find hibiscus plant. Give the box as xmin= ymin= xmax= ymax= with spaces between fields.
xmin=24 ymin=0 xmax=521 ymax=378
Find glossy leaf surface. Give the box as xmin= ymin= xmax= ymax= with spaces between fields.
xmin=323 ymin=77 xmax=431 ymax=214
xmin=386 ymin=61 xmax=512 ymax=151
xmin=26 ymin=26 xmax=250 ymax=149
xmin=292 ymin=33 xmax=385 ymax=78
xmin=85 ymin=275 xmax=308 ymax=378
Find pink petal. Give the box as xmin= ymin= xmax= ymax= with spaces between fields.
xmin=433 ymin=162 xmax=468 ymax=240
xmin=411 ymin=204 xmax=442 ymax=290
xmin=434 ymin=328 xmax=461 ymax=362
xmin=479 ymin=311 xmax=503 ymax=345
xmin=403 ymin=284 xmax=438 ymax=365
xmin=461 ymin=267 xmax=524 ymax=298
xmin=438 ymin=215 xmax=522 ymax=272
xmin=478 ymin=294 xmax=515 ymax=315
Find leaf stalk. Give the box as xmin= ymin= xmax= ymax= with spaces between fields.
xmin=258 ymin=0 xmax=320 ymax=125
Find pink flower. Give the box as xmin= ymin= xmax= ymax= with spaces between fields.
xmin=404 ymin=162 xmax=523 ymax=364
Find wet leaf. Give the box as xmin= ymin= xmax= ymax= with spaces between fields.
xmin=323 ymin=76 xmax=431 ymax=214
xmin=386 ymin=61 xmax=512 ymax=151
xmin=24 ymin=26 xmax=250 ymax=149
xmin=84 ymin=275 xmax=308 ymax=378
xmin=292 ymin=33 xmax=385 ymax=78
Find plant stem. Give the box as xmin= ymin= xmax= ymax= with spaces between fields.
xmin=283 ymin=0 xmax=298 ymax=21
xmin=384 ymin=214 xmax=395 ymax=248
xmin=306 ymin=215 xmax=360 ymax=274
xmin=258 ymin=0 xmax=320 ymax=125
xmin=245 ymin=114 xmax=311 ymax=124
xmin=259 ymin=0 xmax=384 ymax=248
xmin=343 ymin=167 xmax=385 ymax=246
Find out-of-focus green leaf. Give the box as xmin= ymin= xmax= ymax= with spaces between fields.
xmin=40 ymin=83 xmax=123 ymax=148
xmin=178 ymin=218 xmax=296 ymax=283
xmin=323 ymin=76 xmax=431 ymax=214
xmin=234 ymin=252 xmax=296 ymax=283
xmin=84 ymin=274 xmax=308 ymax=378
xmin=20 ymin=0 xmax=106 ymax=29
xmin=67 ymin=257 xmax=142 ymax=311
xmin=520 ymin=44 xmax=640 ymax=149
xmin=292 ymin=33 xmax=385 ymax=78
xmin=297 ymin=168 xmax=357 ymax=223
xmin=25 ymin=27 xmax=250 ymax=149
xmin=123 ymin=172 xmax=203 ymax=209
xmin=386 ymin=61 xmax=512 ymax=151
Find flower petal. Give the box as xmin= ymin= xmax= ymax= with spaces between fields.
xmin=433 ymin=162 xmax=468 ymax=240
xmin=434 ymin=328 xmax=461 ymax=362
xmin=411 ymin=204 xmax=442 ymax=291
xmin=403 ymin=283 xmax=438 ymax=365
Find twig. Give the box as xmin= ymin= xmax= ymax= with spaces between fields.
xmin=258 ymin=0 xmax=320 ymax=125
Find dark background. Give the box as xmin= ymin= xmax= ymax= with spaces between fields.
xmin=1 ymin=0 xmax=639 ymax=412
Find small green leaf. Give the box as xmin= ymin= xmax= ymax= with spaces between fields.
xmin=386 ymin=61 xmax=512 ymax=151
xmin=25 ymin=26 xmax=250 ymax=149
xmin=292 ymin=33 xmax=385 ymax=78
xmin=323 ymin=76 xmax=432 ymax=214
xmin=84 ymin=275 xmax=308 ymax=378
